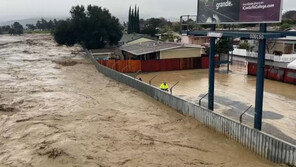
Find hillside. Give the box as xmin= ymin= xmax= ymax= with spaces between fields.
xmin=0 ymin=17 xmax=66 ymax=27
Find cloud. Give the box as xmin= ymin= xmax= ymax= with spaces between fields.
xmin=0 ymin=0 xmax=294 ymax=22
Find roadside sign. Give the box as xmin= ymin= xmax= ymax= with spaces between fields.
xmin=198 ymin=0 xmax=283 ymax=24
xmin=207 ymin=32 xmax=223 ymax=37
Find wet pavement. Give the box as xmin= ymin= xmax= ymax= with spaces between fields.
xmin=139 ymin=62 xmax=296 ymax=144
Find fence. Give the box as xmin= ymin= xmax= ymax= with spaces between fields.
xmin=248 ymin=63 xmax=296 ymax=84
xmin=97 ymin=56 xmax=219 ymax=73
xmin=233 ymin=48 xmax=296 ymax=63
xmin=88 ymin=51 xmax=296 ymax=166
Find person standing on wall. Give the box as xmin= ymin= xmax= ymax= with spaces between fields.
xmin=160 ymin=82 xmax=169 ymax=91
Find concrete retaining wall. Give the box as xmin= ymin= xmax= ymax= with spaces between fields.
xmin=88 ymin=51 xmax=296 ymax=166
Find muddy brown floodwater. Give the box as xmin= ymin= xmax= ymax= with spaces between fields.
xmin=139 ymin=61 xmax=296 ymax=145
xmin=0 ymin=34 xmax=284 ymax=166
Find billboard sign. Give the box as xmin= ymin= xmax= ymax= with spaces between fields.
xmin=198 ymin=0 xmax=283 ymax=24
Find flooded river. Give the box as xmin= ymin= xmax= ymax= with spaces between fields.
xmin=0 ymin=34 xmax=283 ymax=166
xmin=139 ymin=63 xmax=296 ymax=144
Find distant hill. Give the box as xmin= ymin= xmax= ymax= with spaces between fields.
xmin=0 ymin=17 xmax=67 ymax=27
xmin=0 ymin=15 xmax=179 ymax=28
xmin=283 ymin=11 xmax=296 ymax=21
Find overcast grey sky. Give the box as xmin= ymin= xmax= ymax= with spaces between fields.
xmin=0 ymin=0 xmax=295 ymax=22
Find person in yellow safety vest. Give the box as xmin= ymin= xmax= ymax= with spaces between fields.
xmin=160 ymin=82 xmax=169 ymax=91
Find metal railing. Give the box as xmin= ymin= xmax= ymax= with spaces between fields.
xmin=121 ymin=65 xmax=129 ymax=73
xmin=170 ymin=81 xmax=180 ymax=95
xmin=112 ymin=61 xmax=119 ymax=69
xmin=240 ymin=105 xmax=253 ymax=124
xmin=149 ymin=75 xmax=159 ymax=85
xmin=134 ymin=70 xmax=142 ymax=79
xmin=267 ymin=66 xmax=277 ymax=74
xmin=198 ymin=93 xmax=208 ymax=106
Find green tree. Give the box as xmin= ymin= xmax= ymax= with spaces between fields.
xmin=238 ymin=42 xmax=252 ymax=51
xmin=35 ymin=18 xmax=48 ymax=29
xmin=53 ymin=19 xmax=59 ymax=27
xmin=216 ymin=39 xmax=232 ymax=55
xmin=205 ymin=38 xmax=233 ymax=56
xmin=136 ymin=7 xmax=140 ymax=33
xmin=0 ymin=26 xmax=10 ymax=34
xmin=128 ymin=6 xmax=132 ymax=33
xmin=280 ymin=23 xmax=292 ymax=31
xmin=9 ymin=22 xmax=23 ymax=35
xmin=35 ymin=18 xmax=57 ymax=30
xmin=70 ymin=5 xmax=87 ymax=44
xmin=140 ymin=18 xmax=170 ymax=36
xmin=3 ymin=26 xmax=10 ymax=32
xmin=128 ymin=6 xmax=140 ymax=34
xmin=0 ymin=25 xmax=11 ymax=34
xmin=131 ymin=9 xmax=135 ymax=33
xmin=47 ymin=20 xmax=55 ymax=30
xmin=54 ymin=19 xmax=76 ymax=46
xmin=171 ymin=22 xmax=180 ymax=32
xmin=141 ymin=24 xmax=158 ymax=36
xmin=54 ymin=5 xmax=123 ymax=49
xmin=40 ymin=18 xmax=48 ymax=29
xmin=36 ymin=20 xmax=41 ymax=29
xmin=26 ymin=24 xmax=36 ymax=30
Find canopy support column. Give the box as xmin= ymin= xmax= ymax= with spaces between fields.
xmin=254 ymin=23 xmax=267 ymax=130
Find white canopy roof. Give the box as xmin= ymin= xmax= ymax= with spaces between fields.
xmin=287 ymin=59 xmax=296 ymax=70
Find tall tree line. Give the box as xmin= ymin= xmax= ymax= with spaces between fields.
xmin=26 ymin=18 xmax=59 ymax=30
xmin=128 ymin=6 xmax=140 ymax=34
xmin=0 ymin=23 xmax=23 ymax=35
xmin=0 ymin=25 xmax=11 ymax=34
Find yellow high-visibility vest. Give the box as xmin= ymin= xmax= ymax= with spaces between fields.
xmin=160 ymin=83 xmax=169 ymax=90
